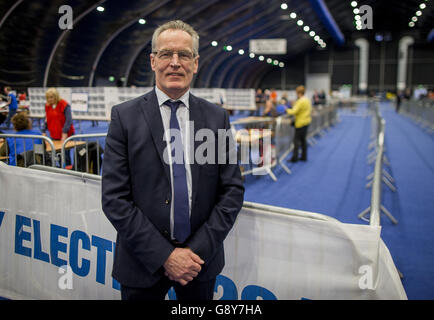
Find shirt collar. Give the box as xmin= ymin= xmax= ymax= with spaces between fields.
xmin=155 ymin=86 xmax=190 ymax=109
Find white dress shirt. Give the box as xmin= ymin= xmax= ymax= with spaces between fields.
xmin=155 ymin=86 xmax=193 ymax=240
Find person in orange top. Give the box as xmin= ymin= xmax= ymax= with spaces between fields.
xmin=42 ymin=88 xmax=74 ymax=142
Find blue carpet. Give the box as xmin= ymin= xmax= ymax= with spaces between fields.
xmin=378 ymin=103 xmax=434 ymax=300
xmin=243 ymin=102 xmax=434 ymax=299
xmin=243 ymin=105 xmax=372 ymax=224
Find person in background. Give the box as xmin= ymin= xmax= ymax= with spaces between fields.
xmin=275 ymin=98 xmax=289 ymax=116
xmin=312 ymin=90 xmax=320 ymax=106
xmin=263 ymin=96 xmax=277 ymax=117
xmin=42 ymin=88 xmax=75 ymax=166
xmin=42 ymin=88 xmax=75 ymax=142
xmin=253 ymin=88 xmax=265 ymax=116
xmin=396 ymin=90 xmax=402 ymax=113
xmin=319 ymin=90 xmax=326 ymax=105
xmin=286 ymin=85 xmax=312 ymax=162
xmin=18 ymin=91 xmax=27 ymax=103
xmin=1 ymin=86 xmax=18 ymax=129
xmin=0 ymin=112 xmax=42 ymax=166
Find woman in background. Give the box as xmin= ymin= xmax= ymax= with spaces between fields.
xmin=0 ymin=113 xmax=43 ymax=166
xmin=286 ymin=85 xmax=312 ymax=162
xmin=42 ymin=88 xmax=74 ymax=142
xmin=42 ymin=88 xmax=74 ymax=165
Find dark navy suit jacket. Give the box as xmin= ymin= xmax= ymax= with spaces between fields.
xmin=101 ymin=89 xmax=244 ymax=288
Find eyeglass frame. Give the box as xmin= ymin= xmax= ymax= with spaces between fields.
xmin=151 ymin=49 xmax=198 ymax=61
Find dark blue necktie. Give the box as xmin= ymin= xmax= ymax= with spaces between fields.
xmin=166 ymin=100 xmax=190 ymax=243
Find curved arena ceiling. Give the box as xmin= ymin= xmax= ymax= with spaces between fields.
xmin=0 ymin=0 xmax=432 ymax=89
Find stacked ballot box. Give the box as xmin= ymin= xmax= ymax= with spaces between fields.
xmin=27 ymin=87 xmax=257 ymax=120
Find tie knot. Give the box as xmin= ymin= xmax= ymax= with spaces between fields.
xmin=166 ymin=100 xmax=182 ymax=112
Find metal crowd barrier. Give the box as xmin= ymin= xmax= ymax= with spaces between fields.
xmin=230 ymin=104 xmax=338 ymax=181
xmin=230 ymin=116 xmax=278 ymax=180
xmin=307 ymin=104 xmax=338 ymax=145
xmin=401 ymin=98 xmax=434 ymax=132
xmin=358 ymin=101 xmax=397 ymax=226
xmin=60 ymin=133 xmax=106 ymax=175
xmin=3 ymin=105 xmax=338 ymax=178
xmin=0 ymin=133 xmax=56 ymax=167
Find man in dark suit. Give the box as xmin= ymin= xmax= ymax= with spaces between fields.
xmin=101 ymin=20 xmax=244 ymax=300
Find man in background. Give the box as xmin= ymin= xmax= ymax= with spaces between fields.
xmin=1 ymin=86 xmax=18 ymax=129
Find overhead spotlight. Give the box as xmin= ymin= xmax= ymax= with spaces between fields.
xmin=355 ymin=15 xmax=361 ymax=21
xmin=273 ymin=60 xmax=279 ymax=65
xmin=266 ymin=58 xmax=272 ymax=64
xmin=309 ymin=31 xmax=315 ymax=37
xmin=351 ymin=1 xmax=358 ymax=8
xmin=409 ymin=21 xmax=415 ymax=27
xmin=281 ymin=3 xmax=288 ymax=10
xmin=259 ymin=55 xmax=264 ymax=61
xmin=419 ymin=3 xmax=426 ymax=9
xmin=412 ymin=16 xmax=418 ymax=22
xmin=249 ymin=52 xmax=255 ymax=58
xmin=279 ymin=62 xmax=285 ymax=68
xmin=356 ymin=25 xmax=362 ymax=30
xmin=290 ymin=12 xmax=297 ymax=19
xmin=314 ymin=35 xmax=320 ymax=41
xmin=303 ymin=26 xmax=310 ymax=32
xmin=416 ymin=10 xmax=422 ymax=16
xmin=353 ymin=8 xmax=359 ymax=14
xmin=321 ymin=43 xmax=326 ymax=48
xmin=97 ymin=6 xmax=104 ymax=12
xmin=297 ymin=19 xmax=304 ymax=26
xmin=238 ymin=49 xmax=245 ymax=55
xmin=109 ymin=76 xmax=115 ymax=82
xmin=211 ymin=41 xmax=218 ymax=47
xmin=226 ymin=45 xmax=232 ymax=51
xmin=138 ymin=19 xmax=146 ymax=24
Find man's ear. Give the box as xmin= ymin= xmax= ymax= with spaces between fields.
xmin=150 ymin=54 xmax=156 ymax=71
xmin=193 ymin=55 xmax=199 ymax=74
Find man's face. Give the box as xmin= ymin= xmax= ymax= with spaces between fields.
xmin=150 ymin=29 xmax=199 ymax=99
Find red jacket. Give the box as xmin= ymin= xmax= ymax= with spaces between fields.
xmin=45 ymin=99 xmax=75 ymax=140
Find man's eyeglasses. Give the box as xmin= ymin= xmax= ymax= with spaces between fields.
xmin=153 ymin=49 xmax=196 ymax=61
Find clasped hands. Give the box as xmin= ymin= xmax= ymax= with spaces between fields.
xmin=163 ymin=247 xmax=204 ymax=286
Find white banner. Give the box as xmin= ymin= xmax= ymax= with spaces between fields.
xmin=249 ymin=39 xmax=287 ymax=55
xmin=0 ymin=163 xmax=406 ymax=300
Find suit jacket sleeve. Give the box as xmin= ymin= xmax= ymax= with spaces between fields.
xmin=101 ymin=105 xmax=175 ymax=275
xmin=186 ymin=109 xmax=244 ymax=262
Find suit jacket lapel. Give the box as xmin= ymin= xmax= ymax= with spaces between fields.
xmin=140 ymin=89 xmax=171 ymax=183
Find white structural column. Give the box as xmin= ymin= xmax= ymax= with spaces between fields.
xmin=355 ymin=38 xmax=369 ymax=92
xmin=396 ymin=36 xmax=414 ymax=91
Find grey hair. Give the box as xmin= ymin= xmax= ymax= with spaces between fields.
xmin=151 ymin=20 xmax=199 ymax=56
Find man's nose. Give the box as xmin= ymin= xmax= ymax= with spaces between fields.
xmin=169 ymin=53 xmax=181 ymax=67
